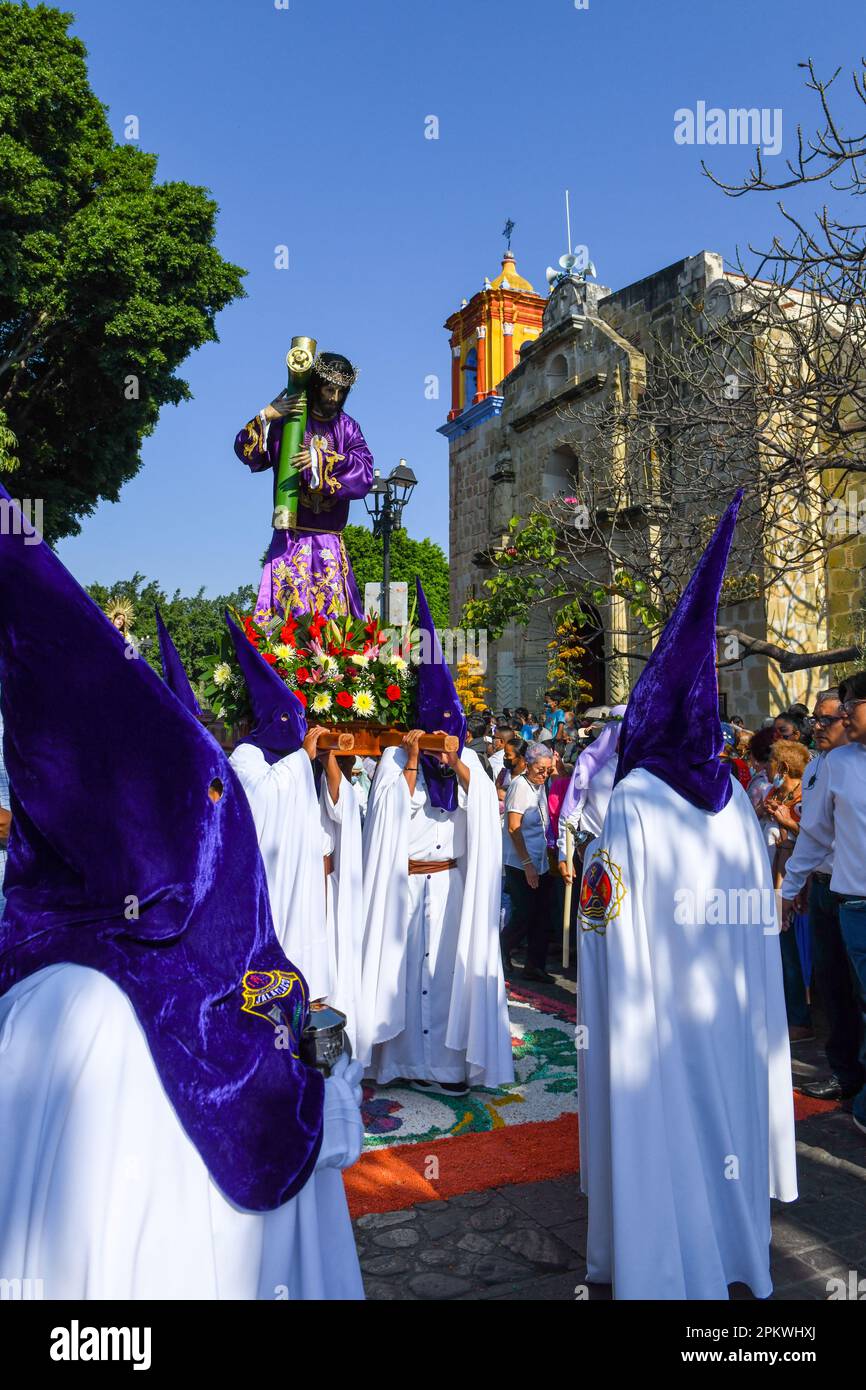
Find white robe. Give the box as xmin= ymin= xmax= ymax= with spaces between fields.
xmin=357 ymin=745 xmax=513 ymax=1088
xmin=0 ymin=963 xmax=365 ymax=1300
xmin=578 ymin=769 xmax=797 ymax=1300
xmin=230 ymin=744 xmax=330 ymax=1000
xmin=320 ymin=773 xmax=364 ymax=1055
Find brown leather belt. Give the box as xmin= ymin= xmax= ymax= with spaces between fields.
xmin=323 ymin=854 xmax=334 ymax=877
xmin=408 ymin=858 xmax=457 ymax=875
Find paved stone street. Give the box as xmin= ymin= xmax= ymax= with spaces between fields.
xmin=768 ymin=1036 xmax=866 ymax=1301
xmin=356 ymin=966 xmax=866 ymax=1301
xmin=354 ymin=1177 xmax=584 ymax=1301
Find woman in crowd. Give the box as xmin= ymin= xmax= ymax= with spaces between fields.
xmin=765 ymin=738 xmax=814 ymax=1041
xmin=773 ymin=710 xmax=808 ymax=744
xmin=500 ymin=741 xmax=556 ymax=983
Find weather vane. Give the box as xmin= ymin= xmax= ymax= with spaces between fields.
xmin=502 ymin=218 xmax=515 ymax=252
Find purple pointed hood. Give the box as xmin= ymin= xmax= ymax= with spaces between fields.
xmin=0 ymin=489 xmax=323 ymax=1211
xmin=225 ymin=612 xmax=306 ymax=765
xmin=614 ymin=490 xmax=743 ymax=814
xmin=414 ymin=579 xmax=467 ymax=811
xmin=155 ymin=606 xmax=202 ymax=718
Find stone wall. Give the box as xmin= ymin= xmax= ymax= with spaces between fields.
xmin=445 ymin=247 xmax=845 ymax=715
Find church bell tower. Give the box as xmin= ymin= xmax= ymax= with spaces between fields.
xmin=439 ymin=247 xmax=545 ymax=438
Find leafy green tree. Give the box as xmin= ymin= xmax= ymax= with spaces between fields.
xmin=461 ymin=512 xmax=662 ymax=642
xmin=86 ymin=574 xmax=257 ymax=686
xmin=0 ymin=2 xmax=245 ymax=541
xmin=343 ymin=524 xmax=451 ymax=629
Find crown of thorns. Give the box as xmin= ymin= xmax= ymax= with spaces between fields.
xmin=311 ymin=354 xmax=358 ymax=389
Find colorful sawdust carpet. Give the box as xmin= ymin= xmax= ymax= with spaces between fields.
xmin=344 ymin=983 xmax=579 ymax=1217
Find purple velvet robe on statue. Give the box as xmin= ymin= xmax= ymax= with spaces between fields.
xmin=235 ymin=410 xmax=374 ymax=621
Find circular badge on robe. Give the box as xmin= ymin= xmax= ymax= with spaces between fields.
xmin=578 ymin=850 xmax=626 ymax=935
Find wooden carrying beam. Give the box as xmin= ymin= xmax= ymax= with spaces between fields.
xmin=314 ymin=730 xmax=356 ymax=752
xmin=309 ymin=724 xmax=459 ymax=757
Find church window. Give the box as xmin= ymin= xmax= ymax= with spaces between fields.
xmin=542 ymin=446 xmax=579 ymax=501
xmin=462 ymin=348 xmax=477 ymax=409
xmin=546 ymin=353 xmax=569 ymax=391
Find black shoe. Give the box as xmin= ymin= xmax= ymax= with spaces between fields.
xmin=523 ymin=965 xmax=555 ymax=984
xmin=797 ymin=1077 xmax=861 ymax=1103
xmin=410 ymin=1078 xmax=469 ymax=1097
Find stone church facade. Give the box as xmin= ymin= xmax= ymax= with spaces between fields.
xmin=440 ymin=247 xmax=848 ymax=724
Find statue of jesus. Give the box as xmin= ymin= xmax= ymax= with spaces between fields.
xmin=235 ymin=351 xmax=374 ymax=622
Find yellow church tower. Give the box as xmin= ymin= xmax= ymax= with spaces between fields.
xmin=439 ymin=246 xmax=545 ymax=437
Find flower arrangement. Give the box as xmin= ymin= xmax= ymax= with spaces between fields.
xmin=200 ymin=609 xmax=417 ymax=731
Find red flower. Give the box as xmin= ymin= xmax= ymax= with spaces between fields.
xmin=386 ymin=684 xmax=402 ymax=701
xmin=364 ymin=618 xmax=379 ymax=638
xmin=262 ymin=652 xmax=277 ymax=665
xmin=293 ymin=689 xmax=308 ymax=707
xmin=336 ymin=691 xmax=353 ymax=709
xmin=295 ymin=667 xmax=310 ymax=683
xmin=280 ymin=620 xmax=298 ymax=643
xmin=376 ymin=631 xmax=389 ymax=645
xmin=308 ymin=612 xmax=326 ymax=641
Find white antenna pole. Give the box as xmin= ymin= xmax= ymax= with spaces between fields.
xmin=565 ymin=189 xmax=572 ymax=256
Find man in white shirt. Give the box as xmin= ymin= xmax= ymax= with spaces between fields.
xmin=781 ymin=672 xmax=866 ymax=1133
xmin=501 ymin=742 xmax=556 ymax=982
xmin=779 ymin=690 xmax=862 ymax=1104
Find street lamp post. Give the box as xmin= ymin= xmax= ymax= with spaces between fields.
xmin=363 ymin=459 xmax=417 ymax=626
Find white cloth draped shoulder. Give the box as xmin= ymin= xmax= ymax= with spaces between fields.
xmin=230 ymin=743 xmax=330 ymax=999
xmin=320 ymin=773 xmax=364 ymax=1054
xmin=577 ymin=768 xmax=797 ymax=1301
xmin=0 ymin=964 xmax=364 ymax=1300
xmin=356 ymin=745 xmax=513 ymax=1088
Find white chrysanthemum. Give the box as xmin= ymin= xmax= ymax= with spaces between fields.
xmin=386 ymin=653 xmax=408 ymax=671
xmin=213 ymin=662 xmax=232 ymax=688
xmin=273 ymin=643 xmax=294 ymax=661
xmin=352 ymin=690 xmax=376 ymax=717
xmin=315 ymin=654 xmax=339 ymax=676
xmin=311 ymin=691 xmax=332 ymax=714
xmin=349 ymin=653 xmax=371 ymax=668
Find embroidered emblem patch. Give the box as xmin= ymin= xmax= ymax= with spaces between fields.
xmin=578 ymin=850 xmax=626 ymax=935
xmin=241 ymin=969 xmax=307 ymax=1054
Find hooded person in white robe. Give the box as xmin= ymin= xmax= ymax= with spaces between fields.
xmin=0 ymin=494 xmax=364 ymax=1300
xmin=226 ymin=612 xmax=331 ymax=1001
xmin=356 ymin=581 xmax=513 ymax=1095
xmin=556 ymin=705 xmax=627 ymax=863
xmin=317 ymin=752 xmax=364 ymax=1055
xmin=577 ymin=491 xmax=797 ymax=1300
xmin=0 ymin=966 xmax=365 ymax=1300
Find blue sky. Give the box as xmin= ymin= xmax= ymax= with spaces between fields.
xmin=53 ymin=0 xmax=862 ymax=596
